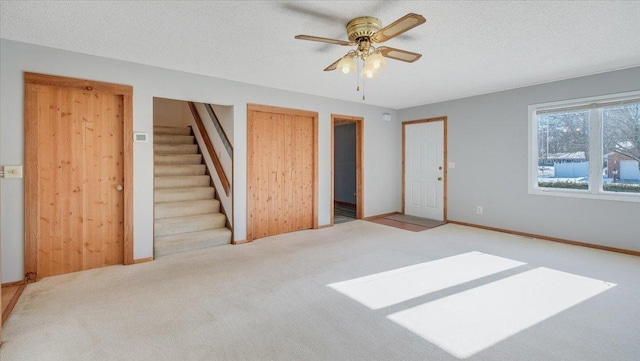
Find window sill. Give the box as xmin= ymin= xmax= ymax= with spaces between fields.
xmin=529 ymin=187 xmax=640 ymax=203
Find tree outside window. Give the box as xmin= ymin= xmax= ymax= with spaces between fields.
xmin=602 ymin=103 xmax=640 ymax=193
xmin=531 ymin=94 xmax=640 ymax=200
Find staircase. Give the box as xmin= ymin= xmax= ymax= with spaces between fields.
xmin=154 ymin=126 xmax=231 ymax=257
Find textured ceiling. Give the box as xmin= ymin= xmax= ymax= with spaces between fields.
xmin=1 ymin=1 xmax=639 ymax=109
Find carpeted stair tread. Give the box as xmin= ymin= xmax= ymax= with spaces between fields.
xmin=153 ymin=126 xmax=192 ymax=135
xmin=155 ymin=187 xmax=215 ymax=203
xmin=155 ymin=199 xmax=221 ymax=219
xmin=154 ymin=144 xmax=199 ymax=154
xmin=152 ymin=125 xmax=230 ymax=257
xmin=154 ymin=213 xmax=227 ymax=236
xmin=154 ymin=134 xmax=195 ymax=144
xmin=154 ymin=228 xmax=232 ymax=257
xmin=154 ymin=154 xmax=203 ymax=165
xmin=154 ymin=164 xmax=206 ymax=176
xmin=155 ymin=175 xmax=210 ymax=189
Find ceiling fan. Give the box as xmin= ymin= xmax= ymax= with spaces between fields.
xmin=295 ymin=13 xmax=426 ymax=77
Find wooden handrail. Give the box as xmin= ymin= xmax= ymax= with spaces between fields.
xmin=188 ymin=102 xmax=231 ymax=196
xmin=205 ymin=103 xmax=233 ymax=155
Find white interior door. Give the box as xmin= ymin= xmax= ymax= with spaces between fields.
xmin=404 ymin=121 xmax=444 ymax=220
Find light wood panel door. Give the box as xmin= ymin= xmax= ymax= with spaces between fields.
xmin=25 ymin=73 xmax=133 ymax=280
xmin=284 ymin=115 xmax=315 ymax=233
xmin=247 ymin=105 xmax=317 ymax=241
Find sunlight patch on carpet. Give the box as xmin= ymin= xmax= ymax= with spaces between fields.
xmin=327 ymin=251 xmax=525 ymax=310
xmin=387 ymin=267 xmax=616 ymax=359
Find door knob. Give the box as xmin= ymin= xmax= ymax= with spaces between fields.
xmin=437 ymin=177 xmax=442 ymax=181
xmin=116 ymin=184 xmax=124 ymax=191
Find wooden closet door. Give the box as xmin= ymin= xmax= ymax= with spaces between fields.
xmin=247 ymin=110 xmax=283 ymax=239
xmin=247 ymin=105 xmax=317 ymax=241
xmin=25 ymin=82 xmax=125 ymax=278
xmin=266 ymin=113 xmax=286 ymax=237
xmin=285 ymin=115 xmax=314 ymax=233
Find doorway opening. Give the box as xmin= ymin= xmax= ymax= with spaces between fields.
xmin=332 ymin=114 xmax=364 ymax=225
xmin=152 ymin=97 xmax=234 ymax=256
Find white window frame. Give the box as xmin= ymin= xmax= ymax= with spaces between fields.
xmin=528 ymin=91 xmax=640 ymax=203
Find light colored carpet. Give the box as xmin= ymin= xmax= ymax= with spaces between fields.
xmin=385 ymin=214 xmax=446 ymax=228
xmin=1 ymin=222 xmax=639 ymax=361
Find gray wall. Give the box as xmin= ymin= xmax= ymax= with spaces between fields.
xmin=399 ymin=66 xmax=640 ymax=252
xmin=1 ymin=38 xmax=637 ymax=283
xmin=334 ymin=123 xmax=356 ymax=204
xmin=0 ymin=39 xmax=400 ymax=283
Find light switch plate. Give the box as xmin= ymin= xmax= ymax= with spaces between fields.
xmin=4 ymin=165 xmax=23 ymax=178
xmin=134 ymin=132 xmax=148 ymax=142
xmin=448 ymin=162 xmax=456 ymax=169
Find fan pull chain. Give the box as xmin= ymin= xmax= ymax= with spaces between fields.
xmin=362 ymin=76 xmax=366 ymax=101
xmin=356 ymin=57 xmax=360 ymax=92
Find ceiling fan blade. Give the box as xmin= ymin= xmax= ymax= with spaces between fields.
xmin=324 ymin=58 xmax=342 ymax=71
xmin=377 ymin=46 xmax=422 ymax=63
xmin=373 ymin=13 xmax=426 ymax=43
xmin=295 ymin=35 xmax=352 ymax=46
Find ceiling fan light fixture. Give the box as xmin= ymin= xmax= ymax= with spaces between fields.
xmin=337 ymin=56 xmax=356 ymax=74
xmin=361 ymin=63 xmax=380 ymax=79
xmin=366 ymin=51 xmax=386 ymax=71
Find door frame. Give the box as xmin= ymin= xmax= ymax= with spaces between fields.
xmin=246 ymin=103 xmax=319 ymax=241
xmin=402 ymin=116 xmax=448 ymax=221
xmin=24 ymin=72 xmax=134 ymax=281
xmin=331 ymin=114 xmax=364 ymax=224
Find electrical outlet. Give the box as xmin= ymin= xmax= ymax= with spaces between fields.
xmin=476 ymin=206 xmax=483 ymax=215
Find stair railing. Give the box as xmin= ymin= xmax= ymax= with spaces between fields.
xmin=187 ymin=102 xmax=231 ymax=196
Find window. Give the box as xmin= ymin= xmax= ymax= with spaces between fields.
xmin=529 ymin=92 xmax=640 ymax=201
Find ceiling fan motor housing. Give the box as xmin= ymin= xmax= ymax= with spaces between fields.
xmin=347 ymin=16 xmax=382 ymax=42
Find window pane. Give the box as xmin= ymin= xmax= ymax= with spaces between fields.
xmin=602 ymin=103 xmax=640 ymax=193
xmin=537 ymin=111 xmax=589 ymax=190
